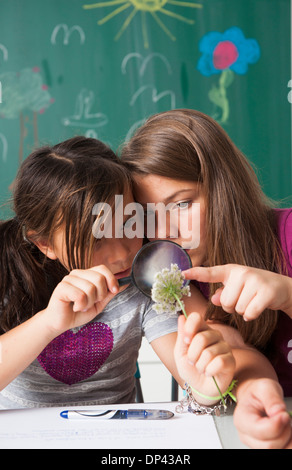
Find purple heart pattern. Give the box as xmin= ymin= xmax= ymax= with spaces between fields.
xmin=38 ymin=322 xmax=114 ymax=385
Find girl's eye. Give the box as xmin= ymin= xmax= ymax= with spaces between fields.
xmin=175 ymin=200 xmax=192 ymax=210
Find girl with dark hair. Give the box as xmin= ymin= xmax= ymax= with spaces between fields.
xmin=0 ymin=135 xmax=234 ymax=409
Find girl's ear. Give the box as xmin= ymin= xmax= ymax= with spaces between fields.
xmin=27 ymin=232 xmax=58 ymax=260
xmin=34 ymin=240 xmax=58 ymax=260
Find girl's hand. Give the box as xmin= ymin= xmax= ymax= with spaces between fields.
xmin=234 ymin=378 xmax=292 ymax=449
xmin=174 ymin=312 xmax=236 ymax=405
xmin=42 ymin=265 xmax=120 ymax=336
xmin=183 ymin=265 xmax=292 ymax=321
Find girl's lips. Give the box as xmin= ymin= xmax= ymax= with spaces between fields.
xmin=114 ymin=267 xmax=131 ymax=279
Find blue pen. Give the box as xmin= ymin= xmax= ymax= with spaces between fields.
xmin=60 ymin=409 xmax=174 ymax=420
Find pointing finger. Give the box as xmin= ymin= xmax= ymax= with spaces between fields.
xmin=183 ymin=265 xmax=234 ymax=284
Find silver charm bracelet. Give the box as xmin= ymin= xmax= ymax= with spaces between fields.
xmin=175 ymin=383 xmax=232 ymax=417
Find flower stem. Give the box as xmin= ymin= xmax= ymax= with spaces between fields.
xmin=212 ymin=376 xmax=227 ymax=409
xmin=172 ymin=290 xmax=226 ymax=406
xmin=172 ymin=292 xmax=188 ymax=319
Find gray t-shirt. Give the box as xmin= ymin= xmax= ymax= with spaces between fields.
xmin=0 ymin=285 xmax=178 ymax=409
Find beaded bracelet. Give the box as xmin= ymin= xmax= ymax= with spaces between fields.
xmin=175 ymin=380 xmax=237 ymax=416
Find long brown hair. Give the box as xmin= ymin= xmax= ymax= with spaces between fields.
xmin=0 ymin=136 xmax=131 ymax=333
xmin=120 ymin=109 xmax=284 ymax=350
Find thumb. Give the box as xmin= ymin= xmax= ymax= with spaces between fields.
xmin=267 ymin=399 xmax=288 ymax=419
xmin=175 ymin=314 xmax=189 ymax=357
xmin=175 ymin=312 xmax=206 ymax=355
xmin=94 ymin=291 xmax=116 ymax=315
xmin=210 ymin=287 xmax=224 ymax=306
xmin=264 ymin=389 xmax=291 ymax=431
xmin=255 ymin=380 xmax=287 ymax=418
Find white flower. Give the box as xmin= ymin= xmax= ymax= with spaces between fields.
xmin=151 ymin=264 xmax=190 ymax=317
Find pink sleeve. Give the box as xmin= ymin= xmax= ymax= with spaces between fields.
xmin=276 ymin=208 xmax=292 ymax=277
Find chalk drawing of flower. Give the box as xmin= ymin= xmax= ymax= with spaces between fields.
xmin=197 ymin=26 xmax=260 ymax=123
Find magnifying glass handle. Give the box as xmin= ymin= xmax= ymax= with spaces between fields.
xmin=118 ymin=276 xmax=132 ymax=286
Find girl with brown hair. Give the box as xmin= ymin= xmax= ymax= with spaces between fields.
xmin=121 ymin=108 xmax=292 ymax=448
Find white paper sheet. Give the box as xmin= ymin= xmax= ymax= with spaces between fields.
xmin=0 ymin=402 xmax=222 ymax=449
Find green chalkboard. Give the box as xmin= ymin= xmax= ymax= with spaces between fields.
xmin=0 ymin=0 xmax=291 ymax=218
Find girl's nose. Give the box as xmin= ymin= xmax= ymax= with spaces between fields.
xmin=154 ymin=211 xmax=178 ymax=240
xmin=107 ymin=238 xmax=132 ymax=264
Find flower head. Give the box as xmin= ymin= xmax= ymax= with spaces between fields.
xmin=151 ymin=263 xmax=190 ymax=316
xmin=197 ymin=26 xmax=260 ymax=77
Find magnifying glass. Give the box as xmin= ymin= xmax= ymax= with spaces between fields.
xmin=118 ymin=240 xmax=192 ymax=297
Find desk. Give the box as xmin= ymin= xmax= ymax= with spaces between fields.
xmin=1 ymin=399 xmax=292 ymax=450
xmin=0 ymin=401 xmax=243 ymax=449
xmin=213 ymin=403 xmax=246 ymax=449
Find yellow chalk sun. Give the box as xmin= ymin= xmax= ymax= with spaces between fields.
xmin=83 ymin=0 xmax=202 ymax=48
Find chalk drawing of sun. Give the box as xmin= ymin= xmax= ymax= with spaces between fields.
xmin=83 ymin=0 xmax=203 ymax=48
